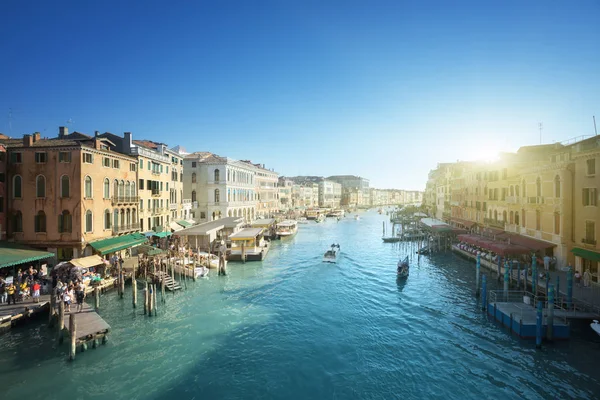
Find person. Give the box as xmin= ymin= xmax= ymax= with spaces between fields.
xmin=543 ymin=255 xmax=551 ymax=271
xmin=63 ymin=287 xmax=73 ymax=313
xmin=583 ymin=270 xmax=591 ymax=288
xmin=19 ymin=281 xmax=29 ymax=301
xmin=32 ymin=281 xmax=41 ymax=303
xmin=6 ymin=282 xmax=17 ymax=305
xmin=574 ymin=270 xmax=582 ymax=287
xmin=75 ymin=281 xmax=86 ymax=312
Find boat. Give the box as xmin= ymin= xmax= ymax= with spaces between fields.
xmin=323 ymin=244 xmax=340 ymax=263
xmin=297 ymin=217 xmax=309 ymax=224
xmin=397 ymin=256 xmax=409 ymax=278
xmin=194 ymin=265 xmax=210 ymax=278
xmin=275 ymin=220 xmax=298 ymax=237
xmin=355 ymin=215 xmax=360 ymax=220
xmin=196 ymin=251 xmax=220 ymax=269
xmin=382 ymin=236 xmax=401 ymax=243
xmin=315 ymin=214 xmax=326 ymax=223
xmin=228 ymin=228 xmax=270 ymax=261
xmin=592 ymin=320 xmax=600 ymax=337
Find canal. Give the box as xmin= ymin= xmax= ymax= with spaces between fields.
xmin=1 ymin=210 xmax=599 ymax=399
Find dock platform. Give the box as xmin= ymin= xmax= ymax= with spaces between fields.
xmin=488 ymin=301 xmax=570 ymax=339
xmin=0 ymin=295 xmax=51 ymax=331
xmin=62 ymin=302 xmax=110 ymax=345
xmin=150 ymin=271 xmax=182 ymax=291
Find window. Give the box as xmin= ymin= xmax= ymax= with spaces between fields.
xmin=58 ymin=210 xmax=72 ymax=233
xmin=103 ymin=157 xmax=111 ymax=167
xmin=104 ymin=209 xmax=111 ymax=230
xmin=34 ymin=152 xmax=47 ymax=163
xmin=192 ymin=173 xmax=196 ymax=183
xmin=83 ymin=153 xmax=93 ymax=163
xmin=166 ymin=183 xmax=169 ymax=191
xmin=160 ymin=165 xmax=163 ymax=173
xmin=582 ymin=188 xmax=598 ymax=206
xmin=147 ymin=161 xmax=151 ymax=170
xmin=522 ymin=179 xmax=526 ymax=197
xmin=515 ymin=212 xmax=520 ymax=226
xmin=36 ymin=175 xmax=46 ymax=198
xmin=13 ymin=211 xmax=23 ymax=232
xmin=536 ymin=177 xmax=541 ymax=197
xmin=214 ymin=169 xmax=220 ymax=182
xmin=200 ymin=212 xmax=206 ymax=219
xmin=192 ymin=190 xmax=196 ymax=202
xmin=60 ymin=175 xmax=70 ymax=198
xmin=139 ymin=179 xmax=144 ymax=190
xmin=130 ymin=163 xmax=136 ymax=172
xmin=585 ymin=221 xmax=596 ymax=243
xmin=536 ymin=210 xmax=541 ymax=231
xmin=59 ymin=152 xmax=71 ymax=162
xmin=11 ymin=152 xmax=22 ymax=163
xmin=215 ymin=189 xmax=220 ymax=203
xmin=13 ymin=175 xmax=22 ymax=198
xmin=554 ymin=212 xmax=560 ymax=235
xmin=554 ymin=175 xmax=560 ymax=198
xmin=587 ymin=158 xmax=596 ymax=175
xmin=34 ymin=211 xmax=46 ymax=233
xmin=166 ymin=166 xmax=169 ymax=174
xmin=104 ymin=178 xmax=110 ymax=199
xmin=139 ymin=159 xmax=143 ymax=169
xmin=85 ymin=210 xmax=93 ymax=233
xmin=140 ymin=200 xmax=143 ymax=210
xmin=113 ymin=159 xmax=120 ymax=169
xmin=160 ymin=182 xmax=163 ymax=191
xmin=180 ymin=173 xmax=183 ymax=181
xmin=192 ymin=162 xmax=197 ymax=168
xmin=84 ymin=176 xmax=92 ymax=198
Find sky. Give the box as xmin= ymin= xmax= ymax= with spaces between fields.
xmin=1 ymin=1 xmax=599 ymax=190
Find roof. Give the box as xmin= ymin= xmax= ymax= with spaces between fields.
xmin=133 ymin=139 xmax=162 ymax=149
xmin=137 ymin=245 xmax=165 ymax=256
xmin=185 ymin=152 xmax=228 ymax=163
xmin=88 ymin=233 xmax=147 ymax=255
xmin=169 ymin=221 xmax=184 ymax=232
xmin=0 ymin=137 xmax=84 ymax=148
xmin=70 ymin=255 xmax=105 ymax=269
xmin=176 ymin=220 xmax=193 ymax=228
xmin=0 ymin=242 xmax=55 ymax=268
xmin=276 ymin=220 xmax=297 ymax=227
xmin=174 ymin=220 xmax=225 ymax=236
xmin=229 ymin=228 xmax=264 ymax=240
xmin=571 ymin=247 xmax=600 ymax=262
xmin=251 ymin=218 xmax=276 ymax=227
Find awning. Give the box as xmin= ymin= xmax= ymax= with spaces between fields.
xmin=152 ymin=231 xmax=171 ymax=238
xmin=0 ymin=242 xmax=55 ymax=269
xmin=170 ymin=221 xmax=183 ymax=232
xmin=185 ymin=219 xmax=196 ymax=225
xmin=70 ymin=255 xmax=105 ymax=269
xmin=486 ymin=242 xmax=531 ymax=257
xmin=176 ymin=220 xmax=192 ymax=228
xmin=229 ymin=228 xmax=263 ymax=241
xmin=572 ymin=248 xmax=600 ymax=262
xmin=451 ymin=218 xmax=476 ymax=228
xmin=504 ymin=234 xmax=555 ymax=251
xmin=137 ymin=245 xmax=165 ymax=256
xmin=89 ymin=233 xmax=147 ymax=255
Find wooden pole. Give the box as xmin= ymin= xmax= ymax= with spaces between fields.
xmin=132 ymin=275 xmax=137 ymax=308
xmin=57 ymin=299 xmax=65 ymax=343
xmin=48 ymin=293 xmax=56 ymax=327
xmin=69 ymin=312 xmax=77 ymax=361
xmin=94 ymin=287 xmax=100 ymax=312
xmin=148 ymin=284 xmax=154 ymax=317
xmin=120 ymin=271 xmax=125 ymax=298
xmin=153 ymin=284 xmax=158 ymax=316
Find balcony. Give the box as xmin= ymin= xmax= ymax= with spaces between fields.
xmin=505 ymin=196 xmax=519 ymax=204
xmin=527 ymin=196 xmax=544 ymax=205
xmin=169 ymin=203 xmax=177 ymax=210
xmin=151 ymin=208 xmax=164 ymax=216
xmin=112 ymin=195 xmax=139 ymax=205
xmin=151 ymin=189 xmax=161 ymax=196
xmin=483 ymin=218 xmax=505 ymax=229
xmin=544 ymin=197 xmax=563 ymax=206
xmin=112 ymin=223 xmax=140 ymax=235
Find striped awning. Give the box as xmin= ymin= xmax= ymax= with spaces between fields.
xmin=0 ymin=242 xmax=55 ymax=269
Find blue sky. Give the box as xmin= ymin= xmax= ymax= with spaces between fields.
xmin=1 ymin=1 xmax=599 ymax=190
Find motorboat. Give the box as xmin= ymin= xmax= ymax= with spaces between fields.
xmin=382 ymin=236 xmax=401 ymax=243
xmin=355 ymin=215 xmax=360 ymax=220
xmin=197 ymin=252 xmax=220 ymax=269
xmin=397 ymin=256 xmax=409 ymax=278
xmin=275 ymin=220 xmax=298 ymax=237
xmin=297 ymin=217 xmax=309 ymax=224
xmin=592 ymin=320 xmax=600 ymax=337
xmin=323 ymin=244 xmax=340 ymax=263
xmin=194 ymin=266 xmax=210 ymax=278
xmin=315 ymin=214 xmax=326 ymax=223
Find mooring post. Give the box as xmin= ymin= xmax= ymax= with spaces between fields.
xmin=504 ymin=264 xmax=509 ymax=301
xmin=148 ymin=284 xmax=153 ymax=317
xmin=132 ymin=275 xmax=137 ymax=309
xmin=57 ymin=299 xmax=65 ymax=343
xmin=508 ymin=261 xmax=513 ymax=287
xmin=555 ymin=275 xmax=560 ymax=306
xmin=547 ymin=284 xmax=554 ymax=341
xmin=153 ymin=284 xmax=158 ymax=316
xmin=49 ymin=293 xmax=56 ymax=326
xmin=475 ymin=253 xmax=481 ymax=297
xmin=161 ymin=272 xmax=166 ymax=303
xmin=532 ymin=257 xmax=538 ymax=296
xmin=517 ymin=262 xmax=521 ymax=290
xmin=69 ymin=312 xmax=77 ymax=361
xmin=120 ymin=271 xmax=125 ymax=298
xmin=481 ymin=274 xmax=487 ymax=312
xmin=566 ymin=267 xmax=573 ymax=311
xmin=536 ymin=301 xmax=543 ymax=349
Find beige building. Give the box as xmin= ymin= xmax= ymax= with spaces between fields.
xmin=250 ymin=163 xmax=279 ymax=218
xmin=2 ymin=128 xmax=139 ymax=261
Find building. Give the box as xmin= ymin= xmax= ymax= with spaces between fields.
xmin=166 ymin=147 xmax=185 ymax=221
xmin=246 ymin=162 xmax=279 ymax=218
xmin=327 ymin=175 xmax=370 ymax=207
xmin=0 ymin=143 xmax=6 ymax=240
xmin=291 ymin=183 xmax=318 ymax=209
xmin=318 ymin=180 xmax=342 ymax=208
xmin=1 ymin=128 xmax=139 ymax=261
xmin=184 ymin=152 xmax=257 ymax=222
xmin=278 ymin=177 xmax=294 ymax=210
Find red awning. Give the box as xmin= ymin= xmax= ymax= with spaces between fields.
xmin=486 ymin=242 xmax=531 ymax=257
xmin=504 ymin=234 xmax=555 ymax=251
xmin=451 ymin=218 xmax=476 ymax=228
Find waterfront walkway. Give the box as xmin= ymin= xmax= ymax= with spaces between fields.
xmin=63 ymin=302 xmax=110 ymax=344
xmin=0 ymin=295 xmax=51 ymax=327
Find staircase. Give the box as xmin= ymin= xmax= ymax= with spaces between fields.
xmin=151 ymin=271 xmax=182 ymax=291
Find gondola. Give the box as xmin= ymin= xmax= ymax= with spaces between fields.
xmin=397 ymin=256 xmax=409 ymax=278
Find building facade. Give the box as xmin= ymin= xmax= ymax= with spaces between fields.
xmin=318 ymin=180 xmax=342 ymax=209
xmin=0 ymin=143 xmax=6 ymax=240
xmin=251 ymin=163 xmax=279 ymax=218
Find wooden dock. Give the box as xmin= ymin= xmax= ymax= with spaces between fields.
xmin=488 ymin=301 xmax=571 ymax=339
xmin=62 ymin=302 xmax=111 ymax=345
xmin=150 ymin=271 xmax=182 ymax=291
xmin=0 ymin=295 xmax=51 ymax=331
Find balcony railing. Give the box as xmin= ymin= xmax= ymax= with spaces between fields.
xmin=151 ymin=208 xmax=164 ymax=215
xmin=483 ymin=218 xmax=505 ymax=229
xmin=182 ymin=199 xmax=192 ymax=205
xmin=112 ymin=223 xmax=140 ymax=235
xmin=169 ymin=203 xmax=177 ymax=210
xmin=505 ymin=196 xmax=518 ymax=204
xmin=112 ymin=195 xmax=139 ymax=205
xmin=527 ymin=196 xmax=544 ymax=204
xmin=582 ymin=238 xmax=597 ymax=245
xmin=151 ymin=189 xmax=161 ymax=196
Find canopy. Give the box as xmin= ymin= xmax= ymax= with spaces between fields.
xmin=229 ymin=228 xmax=263 ymax=241
xmin=572 ymin=247 xmax=600 ymax=262
xmin=176 ymin=220 xmax=192 ymax=228
xmin=89 ymin=233 xmax=147 ymax=255
xmin=152 ymin=231 xmax=171 ymax=238
xmin=504 ymin=234 xmax=555 ymax=251
xmin=137 ymin=245 xmax=165 ymax=256
xmin=70 ymin=255 xmax=105 ymax=269
xmin=251 ymin=218 xmax=276 ymax=227
xmin=169 ymin=221 xmax=183 ymax=232
xmin=0 ymin=242 xmax=55 ymax=269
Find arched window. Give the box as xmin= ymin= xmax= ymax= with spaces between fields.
xmin=227 ymin=188 xmax=230 ymax=201
xmin=522 ymin=179 xmax=526 ymax=198
xmin=120 ymin=209 xmax=125 ymax=226
xmin=113 ymin=209 xmax=119 ymax=230
xmin=119 ymin=180 xmax=125 ymax=197
xmin=13 ymin=211 xmax=23 ymax=232
xmin=215 ymin=189 xmax=220 ymax=203
xmin=515 ymin=212 xmax=520 ymax=226
xmin=13 ymin=175 xmax=22 ymax=198
xmin=34 ymin=210 xmax=46 ymax=232
xmin=132 ymin=209 xmax=137 ymax=224
xmin=192 ymin=173 xmax=197 ymax=183
xmin=125 ymin=181 xmax=131 ymax=198
xmin=554 ymin=175 xmax=560 ymax=198
xmin=515 ymin=185 xmax=520 ymax=197
xmin=131 ymin=182 xmax=136 ymax=197
xmin=104 ymin=209 xmax=111 ymax=230
xmin=126 ymin=209 xmax=131 ymax=225
xmin=554 ymin=212 xmax=560 ymax=235
xmin=502 ymin=210 xmax=507 ymax=222
xmin=58 ymin=210 xmax=72 ymax=233
xmin=104 ymin=178 xmax=110 ymax=199
xmin=84 ymin=176 xmax=92 ymax=198
xmin=214 ymin=169 xmax=220 ymax=182
xmin=493 ymin=210 xmax=498 ymax=221
xmin=227 ymin=170 xmax=230 ymax=181
xmin=85 ymin=210 xmax=93 ymax=233
xmin=510 ymin=186 xmax=514 ymax=196
xmin=60 ymin=175 xmax=70 ymax=198
xmin=192 ymin=190 xmax=196 ymax=202
xmin=536 ymin=177 xmax=541 ymax=197
xmin=36 ymin=175 xmax=46 ymax=198
xmin=113 ymin=179 xmax=119 ymax=198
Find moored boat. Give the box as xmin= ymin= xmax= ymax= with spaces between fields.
xmin=382 ymin=237 xmax=401 ymax=243
xmin=592 ymin=320 xmax=600 ymax=337
xmin=354 ymin=215 xmax=360 ymax=220
xmin=397 ymin=256 xmax=409 ymax=278
xmin=323 ymin=244 xmax=340 ymax=263
xmin=275 ymin=220 xmax=298 ymax=237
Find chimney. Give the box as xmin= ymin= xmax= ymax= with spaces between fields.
xmin=23 ymin=134 xmax=33 ymax=147
xmin=95 ymin=131 xmax=100 ymax=137
xmin=123 ymin=132 xmax=132 ymax=154
xmin=59 ymin=126 xmax=68 ymax=138
xmin=33 ymin=132 xmax=41 ymax=142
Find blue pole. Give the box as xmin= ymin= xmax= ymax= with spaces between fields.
xmin=509 ymin=260 xmax=513 ymax=287
xmin=547 ymin=284 xmax=554 ymax=341
xmin=536 ymin=300 xmax=543 ymax=349
xmin=497 ymin=256 xmax=502 ymax=280
xmin=567 ymin=267 xmax=573 ymax=310
xmin=532 ymin=257 xmax=537 ymax=296
xmin=555 ymin=275 xmax=560 ymax=306
xmin=476 ymin=253 xmax=481 ymax=297
xmin=504 ymin=261 xmax=509 ymax=301
xmin=517 ymin=262 xmax=521 ymax=290
xmin=524 ymin=266 xmax=528 ymax=291
xmin=482 ymin=274 xmax=487 ymax=312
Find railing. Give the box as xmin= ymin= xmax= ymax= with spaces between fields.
xmin=544 ymin=197 xmax=563 ymax=206
xmin=483 ymin=218 xmax=505 ymax=229
xmin=112 ymin=195 xmax=139 ymax=205
xmin=112 ymin=223 xmax=140 ymax=235
xmin=151 ymin=189 xmax=160 ymax=196
xmin=169 ymin=203 xmax=177 ymax=210
xmin=505 ymin=196 xmax=518 ymax=204
xmin=528 ymin=196 xmax=544 ymax=204
xmin=151 ymin=208 xmax=164 ymax=215
xmin=192 ymin=201 xmax=198 ymax=208
xmin=182 ymin=199 xmax=192 ymax=205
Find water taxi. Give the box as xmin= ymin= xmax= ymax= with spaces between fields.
xmin=275 ymin=220 xmax=298 ymax=237
xmin=323 ymin=244 xmax=341 ymax=263
xmin=354 ymin=215 xmax=360 ymax=221
xmin=228 ymin=228 xmax=270 ymax=261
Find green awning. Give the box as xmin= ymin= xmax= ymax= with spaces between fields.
xmin=137 ymin=245 xmax=165 ymax=256
xmin=0 ymin=242 xmax=55 ymax=269
xmin=89 ymin=233 xmax=147 ymax=255
xmin=176 ymin=220 xmax=192 ymax=228
xmin=152 ymin=231 xmax=171 ymax=238
xmin=571 ymin=247 xmax=600 ymax=263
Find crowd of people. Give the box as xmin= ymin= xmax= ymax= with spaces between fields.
xmin=0 ymin=266 xmax=45 ymax=305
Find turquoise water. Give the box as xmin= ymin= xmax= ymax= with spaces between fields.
xmin=1 ymin=210 xmax=600 ymax=400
